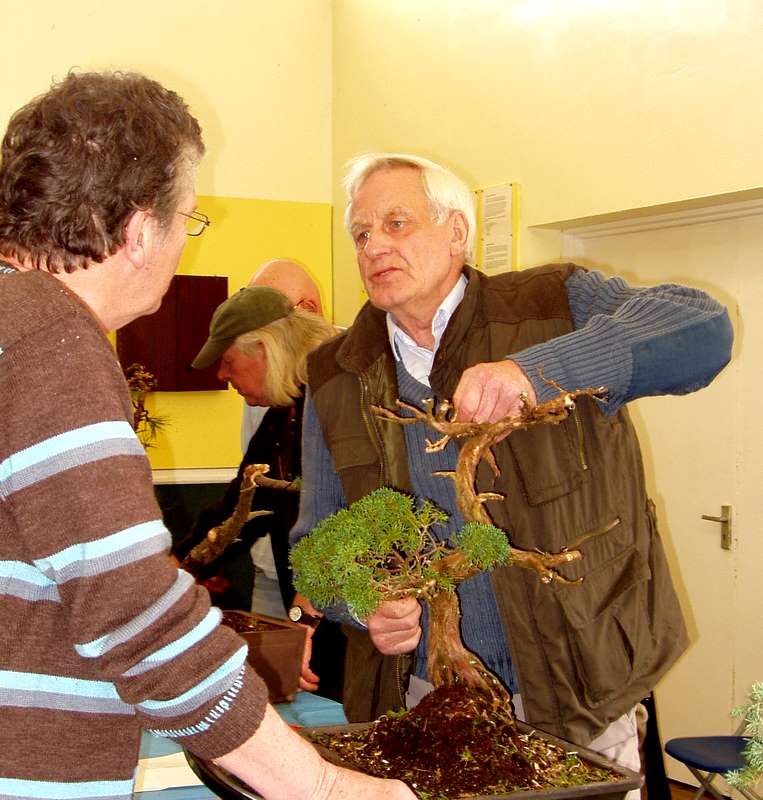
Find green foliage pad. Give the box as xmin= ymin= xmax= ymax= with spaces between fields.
xmin=290 ymin=487 xmax=510 ymax=621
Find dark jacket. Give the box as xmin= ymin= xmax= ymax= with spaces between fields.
xmin=307 ymin=263 xmax=688 ymax=743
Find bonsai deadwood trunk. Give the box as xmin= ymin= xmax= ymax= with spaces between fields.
xmin=416 ymin=547 xmax=509 ymax=701
xmin=181 ymin=463 xmax=299 ymax=577
xmin=370 ymin=382 xmax=608 ymax=705
xmin=372 ymin=381 xmax=607 ymax=585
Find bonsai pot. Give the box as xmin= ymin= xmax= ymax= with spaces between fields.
xmin=221 ymin=610 xmax=306 ymax=704
xmin=304 ymin=719 xmax=644 ymax=800
xmin=184 ymin=718 xmax=643 ymax=800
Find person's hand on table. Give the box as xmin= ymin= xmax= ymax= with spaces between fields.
xmin=214 ymin=704 xmax=417 ymax=800
xmin=314 ymin=765 xmax=416 ymax=799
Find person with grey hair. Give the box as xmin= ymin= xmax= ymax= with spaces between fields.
xmin=290 ymin=151 xmax=733 ymax=791
xmin=176 ymin=285 xmax=347 ymax=700
xmin=0 ymin=70 xmax=414 ymax=800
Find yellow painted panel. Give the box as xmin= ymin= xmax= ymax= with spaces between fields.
xmin=140 ymin=194 xmax=332 ymax=470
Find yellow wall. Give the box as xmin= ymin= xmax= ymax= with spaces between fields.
xmin=330 ymin=0 xmax=763 ymax=325
xmin=143 ymin=194 xmax=332 ymax=470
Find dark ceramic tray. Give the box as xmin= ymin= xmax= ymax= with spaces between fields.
xmin=305 ymin=720 xmax=643 ymax=800
xmin=185 ymin=719 xmax=643 ymax=800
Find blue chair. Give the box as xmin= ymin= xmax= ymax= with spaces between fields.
xmin=665 ymin=730 xmax=761 ymax=800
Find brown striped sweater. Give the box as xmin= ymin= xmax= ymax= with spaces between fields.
xmin=0 ymin=269 xmax=268 ymax=799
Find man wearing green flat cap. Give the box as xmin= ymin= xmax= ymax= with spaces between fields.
xmin=191 ymin=285 xmax=295 ymax=370
xmin=179 ymin=284 xmax=346 ymax=700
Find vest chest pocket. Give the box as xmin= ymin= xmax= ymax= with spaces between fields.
xmin=331 ymin=433 xmax=379 ymax=470
xmin=506 ymin=415 xmax=585 ymax=506
xmin=329 ymin=434 xmax=385 ymax=500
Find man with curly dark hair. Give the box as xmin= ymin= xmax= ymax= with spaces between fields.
xmin=0 ymin=72 xmax=413 ymax=800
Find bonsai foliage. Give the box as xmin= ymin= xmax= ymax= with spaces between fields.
xmin=291 ymin=487 xmax=511 ymax=694
xmin=726 ymin=682 xmax=763 ymax=792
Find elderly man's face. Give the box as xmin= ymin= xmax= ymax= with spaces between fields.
xmin=217 ymin=343 xmax=269 ymax=407
xmin=349 ymin=167 xmax=467 ymax=336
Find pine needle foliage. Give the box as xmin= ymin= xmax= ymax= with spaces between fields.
xmin=726 ymin=682 xmax=763 ymax=791
xmin=290 ymin=487 xmax=510 ymax=621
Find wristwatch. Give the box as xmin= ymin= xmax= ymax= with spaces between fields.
xmin=288 ymin=605 xmax=322 ymax=628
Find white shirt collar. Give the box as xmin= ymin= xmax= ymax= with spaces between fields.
xmin=386 ymin=273 xmax=468 ymax=386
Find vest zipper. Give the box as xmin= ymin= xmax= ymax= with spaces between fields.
xmin=359 ymin=373 xmax=389 ymax=484
xmin=572 ymin=408 xmax=589 ymax=471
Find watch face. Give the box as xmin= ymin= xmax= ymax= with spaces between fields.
xmin=288 ymin=606 xmax=302 ymax=622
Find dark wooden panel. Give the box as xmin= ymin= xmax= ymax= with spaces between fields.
xmin=116 ymin=274 xmax=228 ymax=391
xmin=175 ymin=275 xmax=228 ymax=390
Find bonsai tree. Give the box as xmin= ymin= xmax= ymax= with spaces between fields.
xmin=372 ymin=378 xmax=610 ymax=582
xmin=291 ymin=382 xmax=609 ymax=706
xmin=123 ymin=362 xmax=168 ymax=449
xmin=293 ymin=385 xmax=635 ymax=799
xmin=181 ymin=463 xmax=299 ymax=577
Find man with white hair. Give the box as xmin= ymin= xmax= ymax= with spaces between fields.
xmin=290 ymin=152 xmax=734 ymax=788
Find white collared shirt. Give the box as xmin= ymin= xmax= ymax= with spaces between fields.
xmin=386 ymin=274 xmax=468 ymax=387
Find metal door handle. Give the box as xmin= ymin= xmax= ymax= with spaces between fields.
xmin=701 ymin=505 xmax=732 ymax=550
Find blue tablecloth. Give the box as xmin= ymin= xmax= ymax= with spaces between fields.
xmin=134 ymin=693 xmax=347 ymax=798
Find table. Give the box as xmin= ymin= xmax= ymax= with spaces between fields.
xmin=133 ymin=693 xmax=347 ymax=799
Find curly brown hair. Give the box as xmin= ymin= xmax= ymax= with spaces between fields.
xmin=0 ymin=70 xmax=204 ymax=273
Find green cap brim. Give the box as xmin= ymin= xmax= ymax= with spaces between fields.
xmin=190 ymin=286 xmax=294 ymax=370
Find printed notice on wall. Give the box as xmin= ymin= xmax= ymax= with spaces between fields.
xmin=478 ymin=183 xmax=514 ymax=274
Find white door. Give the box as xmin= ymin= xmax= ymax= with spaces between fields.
xmin=562 ymin=201 xmax=763 ymax=786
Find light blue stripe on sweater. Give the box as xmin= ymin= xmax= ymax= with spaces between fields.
xmin=0 ymin=421 xmax=144 ymax=499
xmin=75 ymin=570 xmax=194 ymax=658
xmin=123 ymin=607 xmax=222 ymax=677
xmin=0 ymin=562 xmax=55 ymax=587
xmin=0 ymin=561 xmax=60 ymax=602
xmin=34 ymin=520 xmax=170 ymax=582
xmin=0 ymin=670 xmax=133 ymax=715
xmin=0 ymin=776 xmax=132 ymax=799
xmin=137 ymin=646 xmax=248 ymax=716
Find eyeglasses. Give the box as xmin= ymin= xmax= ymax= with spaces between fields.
xmin=178 ymin=210 xmax=211 ymax=237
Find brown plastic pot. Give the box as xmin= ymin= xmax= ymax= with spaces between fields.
xmin=221 ymin=610 xmax=306 ymax=704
